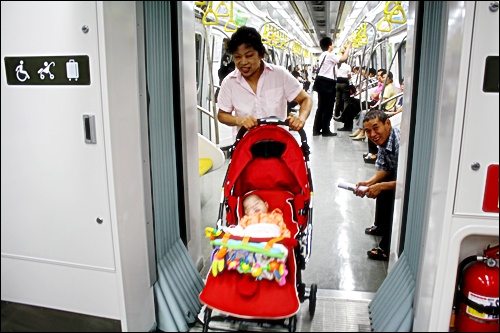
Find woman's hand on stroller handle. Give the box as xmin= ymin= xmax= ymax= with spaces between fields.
xmin=286 ymin=114 xmax=306 ymax=131
xmin=235 ymin=116 xmax=309 ymax=144
xmin=236 ymin=115 xmax=259 ymax=130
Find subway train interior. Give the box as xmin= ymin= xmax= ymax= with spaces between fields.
xmin=1 ymin=1 xmax=498 ymax=332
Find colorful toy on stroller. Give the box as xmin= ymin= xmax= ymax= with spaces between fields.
xmin=199 ymin=117 xmax=317 ymax=332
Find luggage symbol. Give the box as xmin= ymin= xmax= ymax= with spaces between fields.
xmin=66 ymin=59 xmax=79 ymax=81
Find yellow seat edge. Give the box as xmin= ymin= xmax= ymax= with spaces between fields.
xmin=199 ymin=158 xmax=213 ymax=176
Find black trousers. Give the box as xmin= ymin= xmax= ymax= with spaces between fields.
xmin=313 ymin=87 xmax=336 ymax=133
xmin=340 ymin=97 xmax=376 ymax=130
xmin=368 ymin=139 xmax=378 ymax=155
xmin=334 ymin=81 xmax=350 ymax=117
xmin=374 ymin=188 xmax=396 ymax=253
xmin=338 ymin=98 xmax=361 ymax=129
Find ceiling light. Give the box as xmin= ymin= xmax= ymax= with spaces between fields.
xmin=268 ymin=2 xmax=282 ymax=10
xmin=277 ymin=8 xmax=291 ymax=19
xmin=353 ymin=1 xmax=367 ymax=10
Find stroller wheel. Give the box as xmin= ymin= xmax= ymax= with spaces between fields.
xmin=309 ymin=283 xmax=318 ymax=318
xmin=288 ymin=315 xmax=297 ymax=332
xmin=202 ymin=308 xmax=212 ymax=332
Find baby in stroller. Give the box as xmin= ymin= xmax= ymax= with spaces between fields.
xmin=199 ymin=118 xmax=317 ymax=332
xmin=224 ymin=194 xmax=291 ymax=238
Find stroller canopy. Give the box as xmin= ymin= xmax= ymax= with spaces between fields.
xmin=225 ymin=124 xmax=310 ymax=199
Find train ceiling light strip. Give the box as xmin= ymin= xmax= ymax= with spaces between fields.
xmin=289 ymin=1 xmax=316 ymax=48
xmin=234 ymin=1 xmax=307 ymax=49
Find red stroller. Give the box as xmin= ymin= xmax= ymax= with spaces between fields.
xmin=199 ymin=117 xmax=317 ymax=332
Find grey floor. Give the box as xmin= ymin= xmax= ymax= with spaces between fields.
xmin=1 ymin=93 xmax=387 ymax=332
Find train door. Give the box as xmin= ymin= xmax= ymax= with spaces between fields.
xmin=411 ymin=2 xmax=499 ymax=330
xmin=1 ymin=2 xmax=156 ymax=330
xmin=1 ymin=0 xmax=118 ymax=317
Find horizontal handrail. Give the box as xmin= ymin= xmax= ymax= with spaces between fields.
xmin=379 ymin=92 xmax=404 ymax=106
xmin=197 ymin=105 xmax=214 ymax=119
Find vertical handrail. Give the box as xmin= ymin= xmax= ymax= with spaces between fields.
xmin=202 ymin=24 xmax=220 ymax=145
xmin=349 ymin=21 xmax=378 ymax=110
xmin=361 ymin=21 xmax=378 ymax=109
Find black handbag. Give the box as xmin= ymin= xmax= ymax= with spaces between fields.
xmin=313 ymin=76 xmax=337 ymax=94
xmin=312 ymin=56 xmax=336 ymax=94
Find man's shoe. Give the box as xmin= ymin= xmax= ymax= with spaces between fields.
xmin=313 ymin=131 xmax=322 ymax=136
xmin=365 ymin=225 xmax=383 ymax=236
xmin=367 ymin=248 xmax=388 ymax=261
xmin=364 ymin=155 xmax=376 ymax=164
xmin=322 ymin=131 xmax=337 ymax=137
xmin=333 ymin=116 xmax=343 ymax=122
xmin=337 ymin=127 xmax=353 ymax=131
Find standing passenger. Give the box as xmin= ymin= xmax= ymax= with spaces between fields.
xmin=217 ymin=26 xmax=312 ymax=136
xmin=312 ymin=37 xmax=352 ymax=137
xmin=334 ymin=51 xmax=352 ymax=120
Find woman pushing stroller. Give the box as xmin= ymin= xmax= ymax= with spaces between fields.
xmin=216 ymin=26 xmax=312 ymax=136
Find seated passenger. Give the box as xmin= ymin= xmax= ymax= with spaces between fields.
xmin=354 ymin=110 xmax=400 ymax=261
xmin=336 ymin=68 xmax=387 ymax=132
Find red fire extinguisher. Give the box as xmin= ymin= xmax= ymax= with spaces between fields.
xmin=453 ymin=244 xmax=499 ymax=332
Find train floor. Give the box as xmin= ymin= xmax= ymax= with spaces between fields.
xmin=0 ymin=92 xmax=388 ymax=332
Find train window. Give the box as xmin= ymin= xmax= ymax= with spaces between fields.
xmin=483 ymin=56 xmax=499 ymax=92
xmin=398 ymin=41 xmax=407 ymax=84
xmin=195 ymin=32 xmax=203 ymax=93
xmin=264 ymin=48 xmax=275 ymax=65
xmin=370 ymin=51 xmax=379 ymax=72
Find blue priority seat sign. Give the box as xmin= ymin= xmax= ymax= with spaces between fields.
xmin=4 ymin=56 xmax=90 ymax=85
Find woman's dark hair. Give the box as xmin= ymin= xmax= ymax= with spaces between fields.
xmin=386 ymin=71 xmax=394 ymax=81
xmin=225 ymin=26 xmax=267 ymax=57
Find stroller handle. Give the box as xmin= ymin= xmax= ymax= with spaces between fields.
xmin=235 ymin=116 xmax=308 ymax=143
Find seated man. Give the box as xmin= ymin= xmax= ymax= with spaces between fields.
xmin=336 ymin=69 xmax=387 ymax=132
xmin=353 ymin=110 xmax=400 ymax=261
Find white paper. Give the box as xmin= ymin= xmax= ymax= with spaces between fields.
xmin=338 ymin=182 xmax=368 ymax=192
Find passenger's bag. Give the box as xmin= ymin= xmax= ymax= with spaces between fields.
xmin=313 ymin=76 xmax=336 ymax=94
xmin=312 ymin=55 xmax=336 ymax=94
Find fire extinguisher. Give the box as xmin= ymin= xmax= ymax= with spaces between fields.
xmin=452 ymin=244 xmax=499 ymax=332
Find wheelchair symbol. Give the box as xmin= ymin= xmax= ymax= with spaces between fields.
xmin=15 ymin=60 xmax=30 ymax=82
xmin=38 ymin=61 xmax=55 ymax=80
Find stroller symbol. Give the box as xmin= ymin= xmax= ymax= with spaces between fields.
xmin=37 ymin=61 xmax=55 ymax=80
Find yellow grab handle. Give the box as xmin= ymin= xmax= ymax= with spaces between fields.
xmin=377 ymin=16 xmax=392 ymax=32
xmin=224 ymin=1 xmax=237 ymax=32
xmin=224 ymin=19 xmax=237 ymax=32
xmin=202 ymin=1 xmax=218 ymax=25
xmin=384 ymin=1 xmax=406 ymax=24
xmin=215 ymin=1 xmax=229 ymax=17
